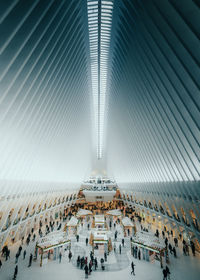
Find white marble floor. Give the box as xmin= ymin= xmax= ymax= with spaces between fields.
xmin=0 ymin=222 xmax=200 ymax=280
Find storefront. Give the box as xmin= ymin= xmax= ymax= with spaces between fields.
xmin=131 ymin=231 xmax=166 ymax=268
xmin=65 ymin=216 xmax=79 ymax=236
xmin=122 ymin=217 xmax=136 ymax=236
xmin=90 ymin=229 xmax=112 ymax=256
xmin=36 ymin=232 xmax=71 ymax=267
xmin=94 ymin=215 xmax=106 ymax=229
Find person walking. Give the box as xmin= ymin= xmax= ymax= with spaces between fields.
xmin=122 ymin=238 xmax=125 ymax=247
xmin=15 ymin=252 xmax=19 ymax=264
xmin=23 ymin=250 xmax=26 ymax=260
xmin=119 ymin=244 xmax=121 ymax=254
xmin=163 ymin=268 xmax=167 ymax=280
xmin=13 ymin=265 xmax=18 ymax=279
xmin=18 ymin=245 xmax=22 ymax=256
xmin=0 ymin=259 xmax=2 ymax=269
xmin=76 ymin=234 xmax=79 ymax=242
xmin=86 ymin=237 xmax=88 ymax=246
xmin=28 ymin=253 xmax=33 ymax=267
xmin=165 ymin=265 xmax=170 ymax=280
xmin=131 ymin=261 xmax=135 ymax=275
xmin=100 ymin=258 xmax=105 ymax=270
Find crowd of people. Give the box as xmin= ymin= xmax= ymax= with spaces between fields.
xmin=0 ymin=204 xmax=198 ymax=280
xmin=76 ymin=250 xmax=106 ymax=278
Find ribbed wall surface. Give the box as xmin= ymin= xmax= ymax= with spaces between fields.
xmin=0 ymin=0 xmax=92 ymax=183
xmin=107 ymin=0 xmax=200 ymax=183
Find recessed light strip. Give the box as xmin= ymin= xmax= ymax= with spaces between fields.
xmin=87 ymin=0 xmax=113 ymax=159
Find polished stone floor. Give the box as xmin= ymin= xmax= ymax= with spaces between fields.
xmin=0 ymin=219 xmax=200 ymax=280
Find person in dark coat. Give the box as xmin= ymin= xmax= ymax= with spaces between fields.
xmin=163 ymin=268 xmax=167 ymax=280
xmin=0 ymin=259 xmax=2 ymax=269
xmin=77 ymin=256 xmax=80 ymax=267
xmin=23 ymin=250 xmax=26 ymax=259
xmin=86 ymin=237 xmax=88 ymax=246
xmin=138 ymin=249 xmax=141 ymax=260
xmin=173 ymin=247 xmax=177 ymax=257
xmin=28 ymin=253 xmax=33 ymax=267
xmin=13 ymin=265 xmax=18 ymax=279
xmin=168 ymin=243 xmax=172 ymax=254
xmin=131 ymin=261 xmax=135 ymax=275
xmin=85 ymin=264 xmax=89 ymax=279
xmin=15 ymin=252 xmax=19 ymax=264
xmin=94 ymin=258 xmax=98 ymax=270
xmin=100 ymin=258 xmax=105 ymax=270
xmin=59 ymin=252 xmax=62 ymax=263
xmin=68 ymin=251 xmax=72 ymax=262
xmin=89 ymin=260 xmax=92 ymax=274
xmin=191 ymin=241 xmax=195 ymax=256
xmin=122 ymin=238 xmax=125 ymax=247
xmin=104 ymin=251 xmax=107 ymax=262
xmin=165 ymin=266 xmax=170 ymax=279
xmin=119 ymin=244 xmax=121 ymax=254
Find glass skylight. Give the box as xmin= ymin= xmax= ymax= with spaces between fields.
xmin=87 ymin=0 xmax=113 ymax=159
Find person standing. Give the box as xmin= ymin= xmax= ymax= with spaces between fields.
xmin=68 ymin=251 xmax=72 ymax=262
xmin=191 ymin=241 xmax=196 ymax=256
xmin=86 ymin=237 xmax=88 ymax=246
xmin=59 ymin=252 xmax=62 ymax=263
xmin=0 ymin=259 xmax=2 ymax=269
xmin=104 ymin=251 xmax=107 ymax=262
xmin=85 ymin=264 xmax=89 ymax=279
xmin=138 ymin=249 xmax=141 ymax=260
xmin=114 ymin=243 xmax=116 ymax=253
xmin=122 ymin=238 xmax=125 ymax=247
xmin=173 ymin=247 xmax=177 ymax=258
xmin=89 ymin=260 xmax=92 ymax=275
xmin=94 ymin=258 xmax=98 ymax=270
xmin=131 ymin=261 xmax=135 ymax=275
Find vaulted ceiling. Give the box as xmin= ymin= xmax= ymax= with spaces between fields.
xmin=0 ymin=0 xmax=199 ymax=186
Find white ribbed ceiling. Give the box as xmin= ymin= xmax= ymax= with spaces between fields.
xmin=0 ymin=0 xmax=199 ymax=187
